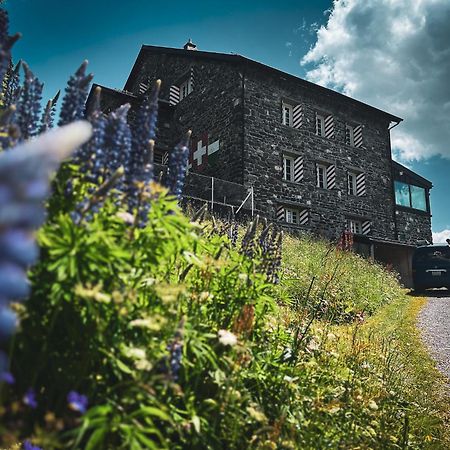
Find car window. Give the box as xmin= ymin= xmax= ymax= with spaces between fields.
xmin=413 ymin=247 xmax=450 ymax=265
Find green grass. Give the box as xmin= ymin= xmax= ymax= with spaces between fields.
xmin=280 ymin=233 xmax=403 ymax=322
xmin=279 ymin=232 xmax=450 ymax=448
xmin=365 ymin=294 xmax=450 ymax=448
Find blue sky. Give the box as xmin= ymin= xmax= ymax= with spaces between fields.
xmin=6 ymin=0 xmax=450 ymax=237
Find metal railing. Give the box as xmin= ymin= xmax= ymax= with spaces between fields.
xmin=154 ymin=163 xmax=254 ymax=216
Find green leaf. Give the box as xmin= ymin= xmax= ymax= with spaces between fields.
xmin=85 ymin=427 xmax=108 ymax=450
xmin=192 ymin=415 xmax=201 ymax=434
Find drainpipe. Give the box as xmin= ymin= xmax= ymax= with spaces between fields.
xmin=388 ymin=120 xmax=401 ymax=241
xmin=241 ymin=63 xmax=246 ymax=187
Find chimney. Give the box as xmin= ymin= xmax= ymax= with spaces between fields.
xmin=183 ymin=39 xmax=197 ymax=51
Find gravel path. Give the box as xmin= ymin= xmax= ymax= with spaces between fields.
xmin=418 ymin=294 xmax=450 ymax=379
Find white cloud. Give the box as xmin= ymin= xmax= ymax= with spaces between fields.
xmin=433 ymin=229 xmax=450 ymax=243
xmin=301 ymin=0 xmax=450 ymax=161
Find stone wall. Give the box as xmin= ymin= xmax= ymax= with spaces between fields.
xmin=396 ymin=208 xmax=432 ymax=244
xmin=242 ymin=65 xmax=398 ymax=241
xmin=126 ymin=52 xmax=245 ymax=185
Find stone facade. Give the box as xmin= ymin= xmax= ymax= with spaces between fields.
xmin=242 ymin=65 xmax=398 ymax=240
xmin=92 ymin=44 xmax=433 ymax=247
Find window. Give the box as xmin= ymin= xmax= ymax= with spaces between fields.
xmin=179 ymin=78 xmax=193 ymax=100
xmin=316 ymin=114 xmax=325 ymax=137
xmin=282 ymin=102 xmax=293 ymax=126
xmin=316 ymin=164 xmax=335 ymax=189
xmin=278 ymin=205 xmax=309 ymax=225
xmin=283 ymin=155 xmax=294 ymax=181
xmin=394 ymin=181 xmax=427 ymax=211
xmin=347 ymin=219 xmax=362 ymax=234
xmin=285 ymin=208 xmax=298 ymax=224
xmin=345 ymin=125 xmax=354 ymax=146
xmin=347 ymin=172 xmax=357 ymax=195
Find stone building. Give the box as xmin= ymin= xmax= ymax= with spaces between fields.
xmin=88 ymin=41 xmax=433 ymax=286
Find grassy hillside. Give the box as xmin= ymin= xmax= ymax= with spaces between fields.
xmin=3 ymin=212 xmax=450 ymax=449
xmin=278 ymin=231 xmax=450 ymax=448
xmin=280 ymin=233 xmax=401 ymax=322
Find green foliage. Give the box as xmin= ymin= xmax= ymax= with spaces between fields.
xmin=2 ymin=188 xmax=447 ymax=449
xmin=280 ymin=233 xmax=401 ymax=323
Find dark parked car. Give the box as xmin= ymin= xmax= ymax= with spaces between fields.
xmin=412 ymin=244 xmax=450 ymax=291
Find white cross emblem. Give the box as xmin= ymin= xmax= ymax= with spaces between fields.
xmin=208 ymin=139 xmax=219 ymax=155
xmin=193 ymin=140 xmax=207 ymax=166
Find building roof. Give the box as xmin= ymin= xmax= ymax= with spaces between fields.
xmin=124 ymin=44 xmax=403 ymax=124
xmin=393 ymin=161 xmax=432 ymax=188
xmin=86 ymin=83 xmax=172 ymax=114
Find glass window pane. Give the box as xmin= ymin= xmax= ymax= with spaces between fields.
xmin=394 ymin=181 xmax=410 ymax=207
xmin=410 ymin=185 xmax=427 ymax=211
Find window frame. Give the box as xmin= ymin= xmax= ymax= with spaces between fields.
xmin=316 ymin=163 xmax=328 ymax=189
xmin=345 ymin=124 xmax=355 ymax=146
xmin=179 ymin=77 xmax=193 ymax=101
xmin=347 ymin=218 xmax=362 ymax=234
xmin=282 ymin=102 xmax=293 ymax=127
xmin=283 ymin=155 xmax=295 ymax=182
xmin=394 ymin=180 xmax=428 ymax=212
xmin=316 ymin=114 xmax=325 ymax=137
xmin=285 ymin=208 xmax=298 ymax=224
xmin=347 ymin=171 xmax=357 ymax=196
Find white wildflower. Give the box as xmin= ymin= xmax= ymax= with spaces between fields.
xmin=116 ymin=211 xmax=135 ymax=224
xmin=218 ymin=329 xmax=238 ymax=347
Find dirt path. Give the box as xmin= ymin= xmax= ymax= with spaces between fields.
xmin=418 ymin=294 xmax=450 ymax=379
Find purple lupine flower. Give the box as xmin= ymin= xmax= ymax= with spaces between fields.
xmin=39 ymin=90 xmax=60 ymax=134
xmin=67 ymin=390 xmax=88 ymax=414
xmin=103 ymin=104 xmax=131 ymax=179
xmin=58 ymin=60 xmax=93 ymax=127
xmin=240 ymin=215 xmax=259 ymax=258
xmin=3 ymin=60 xmax=22 ymax=107
xmin=168 ymin=341 xmax=183 ymax=381
xmin=0 ymin=370 xmax=15 ymax=384
xmin=16 ymin=62 xmax=44 ymax=140
xmin=0 ymin=263 xmax=30 ymax=300
xmin=23 ymin=440 xmax=42 ymax=450
xmin=0 ymin=122 xmax=92 ymax=337
xmin=165 ymin=131 xmax=192 ymax=200
xmin=0 ymin=229 xmax=39 ymax=266
xmin=0 ymin=9 xmax=20 ymax=87
xmin=129 ymin=80 xmax=160 ymax=181
xmin=79 ymin=116 xmax=107 ymax=186
xmin=125 ymin=81 xmax=160 ymax=218
xmin=23 ymin=388 xmax=37 ymax=408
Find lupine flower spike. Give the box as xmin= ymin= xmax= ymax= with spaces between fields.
xmin=0 ymin=104 xmax=21 ymax=150
xmin=103 ymin=104 xmax=132 ymax=179
xmin=67 ymin=390 xmax=88 ymax=414
xmin=166 ymin=317 xmax=185 ymax=381
xmin=3 ymin=59 xmax=21 ymax=107
xmin=23 ymin=440 xmax=42 ymax=450
xmin=71 ymin=166 xmax=125 ymax=224
xmin=39 ymin=90 xmax=60 ymax=133
xmin=0 ymin=122 xmax=92 ymax=343
xmin=23 ymin=388 xmax=37 ymax=408
xmin=129 ymin=79 xmax=161 ymax=179
xmin=165 ymin=130 xmax=192 ymax=200
xmin=77 ymin=86 xmax=106 ymax=182
xmin=0 ymin=9 xmax=20 ymax=85
xmin=58 ymin=60 xmax=93 ymax=126
xmin=16 ymin=62 xmax=43 ymax=140
xmin=240 ymin=215 xmax=259 ymax=258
